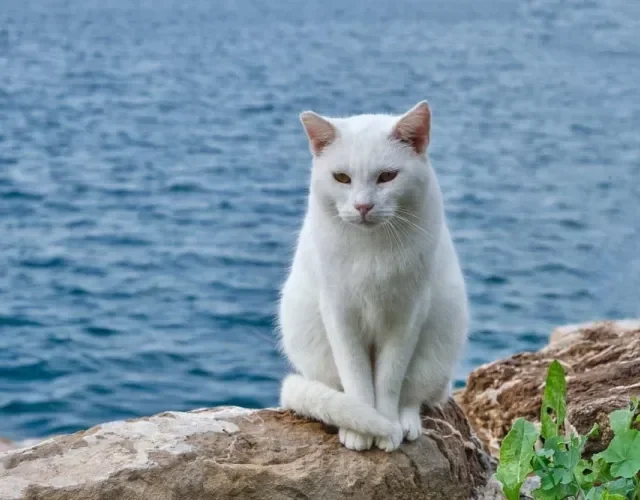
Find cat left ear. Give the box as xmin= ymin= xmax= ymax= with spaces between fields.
xmin=390 ymin=101 xmax=431 ymax=155
xmin=300 ymin=111 xmax=337 ymax=156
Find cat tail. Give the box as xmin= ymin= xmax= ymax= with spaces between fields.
xmin=280 ymin=374 xmax=395 ymax=436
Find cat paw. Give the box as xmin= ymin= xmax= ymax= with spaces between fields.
xmin=339 ymin=428 xmax=374 ymax=451
xmin=374 ymin=423 xmax=403 ymax=452
xmin=400 ymin=407 xmax=422 ymax=441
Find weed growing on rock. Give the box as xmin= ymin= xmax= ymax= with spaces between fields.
xmin=496 ymin=360 xmax=640 ymax=500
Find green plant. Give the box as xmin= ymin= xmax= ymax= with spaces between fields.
xmin=496 ymin=360 xmax=640 ymax=500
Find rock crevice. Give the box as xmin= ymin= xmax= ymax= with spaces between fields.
xmin=458 ymin=320 xmax=640 ymax=458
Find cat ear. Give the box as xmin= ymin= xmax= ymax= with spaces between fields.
xmin=300 ymin=111 xmax=337 ymax=156
xmin=390 ymin=101 xmax=431 ymax=155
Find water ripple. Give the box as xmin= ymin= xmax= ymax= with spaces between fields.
xmin=1 ymin=0 xmax=639 ymax=440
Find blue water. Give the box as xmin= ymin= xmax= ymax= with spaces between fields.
xmin=1 ymin=0 xmax=639 ymax=440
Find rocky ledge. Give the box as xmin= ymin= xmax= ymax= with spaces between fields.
xmin=2 ymin=320 xmax=638 ymax=500
xmin=0 ymin=401 xmax=497 ymax=500
xmin=457 ymin=320 xmax=640 ymax=458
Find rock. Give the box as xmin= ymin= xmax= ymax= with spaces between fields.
xmin=0 ymin=441 xmax=15 ymax=455
xmin=1 ymin=401 xmax=497 ymax=500
xmin=459 ymin=320 xmax=640 ymax=458
xmin=478 ymin=477 xmax=539 ymax=500
xmin=0 ymin=439 xmax=43 ymax=455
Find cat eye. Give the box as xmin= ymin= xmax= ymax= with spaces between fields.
xmin=333 ymin=173 xmax=351 ymax=184
xmin=377 ymin=171 xmax=398 ymax=183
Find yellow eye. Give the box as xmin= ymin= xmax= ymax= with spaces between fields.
xmin=377 ymin=171 xmax=398 ymax=183
xmin=333 ymin=173 xmax=351 ymax=184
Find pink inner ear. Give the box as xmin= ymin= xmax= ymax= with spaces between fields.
xmin=391 ymin=102 xmax=431 ymax=155
xmin=300 ymin=112 xmax=337 ymax=156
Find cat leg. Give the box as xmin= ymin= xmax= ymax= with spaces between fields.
xmin=373 ymin=324 xmax=421 ymax=452
xmin=320 ymin=298 xmax=377 ymax=451
xmin=295 ymin=341 xmax=375 ymax=450
xmin=399 ymin=306 xmax=467 ymax=441
xmin=282 ymin=290 xmax=382 ymax=450
xmin=399 ymin=365 xmax=447 ymax=442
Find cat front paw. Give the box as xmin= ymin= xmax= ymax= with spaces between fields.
xmin=339 ymin=428 xmax=374 ymax=451
xmin=374 ymin=423 xmax=403 ymax=452
xmin=400 ymin=407 xmax=422 ymax=441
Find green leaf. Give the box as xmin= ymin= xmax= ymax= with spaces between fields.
xmin=605 ymin=477 xmax=636 ymax=496
xmin=535 ymin=447 xmax=554 ymax=460
xmin=575 ymin=459 xmax=596 ymax=489
xmin=601 ymin=493 xmax=626 ymax=500
xmin=532 ymin=480 xmax=580 ymax=499
xmin=600 ymin=429 xmax=640 ymax=478
xmin=609 ymin=408 xmax=634 ymax=436
xmin=539 ymin=469 xmax=558 ymax=490
xmin=553 ymin=442 xmax=581 ymax=473
xmin=587 ymin=422 xmax=601 ymax=439
xmin=540 ymin=360 xmax=567 ymax=440
xmin=588 ymin=456 xmax=615 ymax=484
xmin=532 ymin=486 xmax=563 ymax=499
xmin=585 ymin=485 xmax=606 ymax=500
xmin=543 ymin=435 xmax=568 ymax=454
xmin=611 ymin=460 xmax=640 ymax=479
xmin=496 ymin=418 xmax=540 ymax=500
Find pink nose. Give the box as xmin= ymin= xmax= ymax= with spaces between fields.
xmin=354 ymin=203 xmax=374 ymax=217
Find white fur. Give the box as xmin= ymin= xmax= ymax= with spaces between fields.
xmin=278 ymin=102 xmax=468 ymax=452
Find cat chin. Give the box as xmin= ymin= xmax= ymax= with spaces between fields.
xmin=354 ymin=222 xmax=379 ymax=230
xmin=340 ymin=217 xmax=385 ymax=229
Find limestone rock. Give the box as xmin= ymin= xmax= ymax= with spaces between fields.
xmin=1 ymin=401 xmax=496 ymax=500
xmin=478 ymin=477 xmax=539 ymax=500
xmin=0 ymin=442 xmax=14 ymax=455
xmin=459 ymin=320 xmax=640 ymax=457
xmin=0 ymin=440 xmax=43 ymax=455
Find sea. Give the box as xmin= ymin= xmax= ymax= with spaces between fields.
xmin=1 ymin=0 xmax=639 ymax=440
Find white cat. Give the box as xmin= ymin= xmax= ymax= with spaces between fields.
xmin=278 ymin=101 xmax=468 ymax=452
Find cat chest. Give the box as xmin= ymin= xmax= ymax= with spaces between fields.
xmin=352 ymin=287 xmax=411 ymax=335
xmin=334 ymin=265 xmax=423 ymax=335
xmin=319 ymin=246 xmax=429 ymax=333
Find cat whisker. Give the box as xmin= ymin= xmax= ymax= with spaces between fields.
xmin=381 ymin=223 xmax=396 ymax=260
xmin=385 ymin=219 xmax=414 ymax=270
xmin=394 ymin=214 xmax=436 ymax=245
xmin=385 ymin=220 xmax=408 ymax=268
xmin=395 ymin=208 xmax=426 ymax=222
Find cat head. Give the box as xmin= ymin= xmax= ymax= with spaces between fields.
xmin=301 ymin=101 xmax=432 ymax=229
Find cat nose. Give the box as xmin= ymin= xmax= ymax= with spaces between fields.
xmin=354 ymin=203 xmax=374 ymax=217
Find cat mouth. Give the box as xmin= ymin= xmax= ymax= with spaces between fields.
xmin=351 ymin=218 xmax=379 ymax=228
xmin=338 ymin=214 xmax=384 ymax=228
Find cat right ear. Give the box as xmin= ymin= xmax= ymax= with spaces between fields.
xmin=300 ymin=111 xmax=337 ymax=156
xmin=391 ymin=101 xmax=431 ymax=155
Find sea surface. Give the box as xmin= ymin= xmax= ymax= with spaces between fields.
xmin=1 ymin=0 xmax=639 ymax=440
